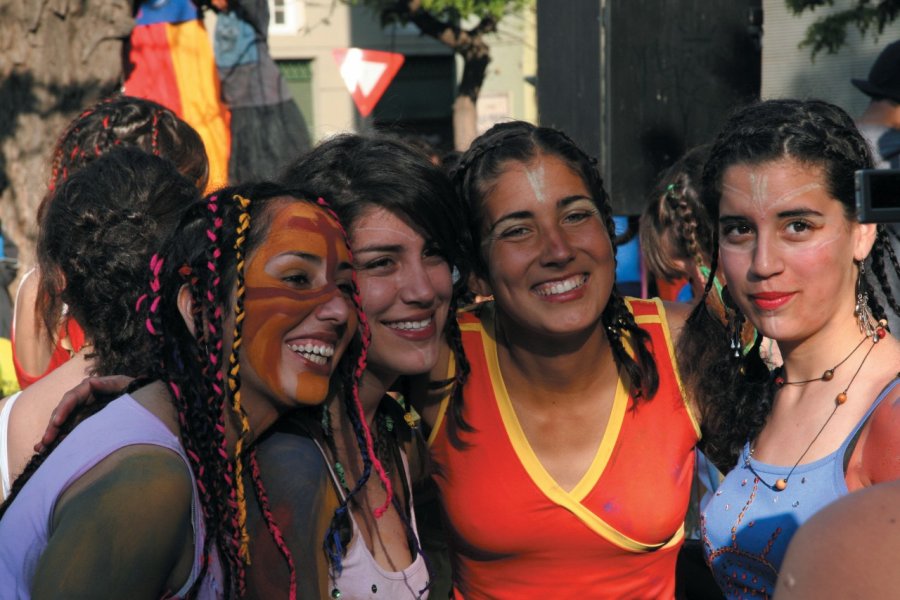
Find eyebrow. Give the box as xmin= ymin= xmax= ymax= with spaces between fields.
xmin=718 ymin=208 xmax=825 ymax=224
xmin=488 ymin=194 xmax=593 ymax=234
xmin=353 ymin=244 xmax=404 ymax=255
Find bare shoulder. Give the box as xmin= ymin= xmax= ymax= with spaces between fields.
xmin=660 ymin=299 xmax=692 ymax=341
xmin=775 ymin=481 xmax=900 ymax=599
xmin=35 ymin=445 xmax=194 ymax=598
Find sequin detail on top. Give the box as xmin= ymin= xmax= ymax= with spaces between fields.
xmin=701 ymin=377 xmax=900 ymax=599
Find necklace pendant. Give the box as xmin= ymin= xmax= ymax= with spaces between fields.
xmin=822 ymin=369 xmax=834 ymax=381
xmin=775 ymin=478 xmax=787 ymax=491
xmin=836 ymin=392 xmax=848 ymax=405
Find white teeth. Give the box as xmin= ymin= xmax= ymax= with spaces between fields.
xmin=534 ymin=275 xmax=587 ymax=296
xmin=288 ymin=343 xmax=335 ymax=365
xmin=387 ymin=318 xmax=432 ymax=331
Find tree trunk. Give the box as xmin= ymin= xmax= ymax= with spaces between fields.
xmin=404 ymin=3 xmax=496 ymax=151
xmin=0 ymin=0 xmax=133 ymax=271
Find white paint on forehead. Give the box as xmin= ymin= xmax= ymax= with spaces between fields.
xmin=722 ymin=179 xmax=823 ymax=215
xmin=525 ymin=162 xmax=546 ymax=204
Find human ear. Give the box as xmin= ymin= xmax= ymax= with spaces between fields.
xmin=468 ymin=272 xmax=493 ymax=298
xmin=176 ymin=284 xmax=197 ymax=337
xmin=852 ymin=221 xmax=878 ymax=262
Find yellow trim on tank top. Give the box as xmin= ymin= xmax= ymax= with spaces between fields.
xmin=480 ymin=305 xmax=680 ymax=553
xmin=625 ymin=297 xmax=701 ymax=439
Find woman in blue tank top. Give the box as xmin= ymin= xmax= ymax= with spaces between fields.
xmin=678 ymin=99 xmax=900 ymax=598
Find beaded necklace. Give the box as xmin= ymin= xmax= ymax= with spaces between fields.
xmin=747 ymin=327 xmax=885 ymax=491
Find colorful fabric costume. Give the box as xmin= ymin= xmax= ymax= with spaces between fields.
xmin=0 ymin=395 xmax=222 ymax=598
xmin=702 ymin=376 xmax=900 ymax=599
xmin=429 ymin=298 xmax=700 ymax=599
xmin=214 ymin=0 xmax=311 ymax=182
xmin=125 ymin=0 xmax=231 ymax=190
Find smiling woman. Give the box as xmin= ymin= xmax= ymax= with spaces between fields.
xmin=421 ymin=121 xmax=699 ymax=599
xmin=679 ymin=99 xmax=900 ymax=599
xmin=239 ymin=134 xmax=468 ymax=600
xmin=0 ymin=174 xmax=362 ymax=599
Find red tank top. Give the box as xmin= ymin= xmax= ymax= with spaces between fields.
xmin=12 ymin=316 xmax=85 ymax=389
xmin=429 ymin=298 xmax=700 ymax=599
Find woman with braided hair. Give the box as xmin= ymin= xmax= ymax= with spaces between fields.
xmin=241 ymin=133 xmax=469 ymax=599
xmin=12 ymin=94 xmax=209 ymax=391
xmin=0 ymin=149 xmax=361 ymax=598
xmin=423 ymin=120 xmax=698 ymax=598
xmin=680 ymin=99 xmax=900 ymax=598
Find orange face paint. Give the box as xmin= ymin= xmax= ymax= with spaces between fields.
xmin=241 ymin=201 xmax=356 ymax=408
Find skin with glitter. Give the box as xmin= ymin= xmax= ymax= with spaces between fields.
xmin=241 ymin=201 xmax=355 ymax=408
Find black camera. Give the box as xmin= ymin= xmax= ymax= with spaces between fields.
xmin=854 ymin=169 xmax=900 ymax=223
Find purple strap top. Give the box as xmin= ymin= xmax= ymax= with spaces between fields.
xmin=0 ymin=394 xmax=222 ymax=598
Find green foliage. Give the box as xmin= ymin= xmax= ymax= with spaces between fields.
xmin=348 ymin=0 xmax=531 ymax=26
xmin=787 ymin=0 xmax=900 ymax=56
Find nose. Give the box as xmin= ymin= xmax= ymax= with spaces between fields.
xmin=399 ymin=260 xmax=438 ymax=306
xmin=749 ymin=232 xmax=784 ymax=279
xmin=540 ymin=224 xmax=575 ymax=267
xmin=315 ymin=288 xmax=352 ymax=325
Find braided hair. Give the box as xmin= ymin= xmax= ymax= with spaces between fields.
xmin=139 ymin=182 xmax=367 ymax=598
xmin=679 ymin=98 xmax=900 ymax=470
xmin=35 ymin=94 xmax=209 ymax=353
xmin=640 ymin=145 xmax=714 ymax=284
xmin=450 ymin=121 xmax=660 ymax=427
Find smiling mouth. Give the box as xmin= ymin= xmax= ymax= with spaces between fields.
xmin=533 ymin=275 xmax=587 ymax=297
xmin=288 ymin=342 xmax=335 ymax=365
xmin=385 ymin=317 xmax=433 ymax=332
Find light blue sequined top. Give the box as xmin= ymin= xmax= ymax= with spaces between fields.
xmin=701 ymin=377 xmax=900 ymax=599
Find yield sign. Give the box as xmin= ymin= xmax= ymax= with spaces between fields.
xmin=333 ymin=48 xmax=405 ymax=117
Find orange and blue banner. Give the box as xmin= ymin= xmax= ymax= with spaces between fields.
xmin=125 ymin=0 xmax=231 ymax=190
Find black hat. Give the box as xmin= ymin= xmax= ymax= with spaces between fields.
xmin=853 ymin=40 xmax=900 ymax=102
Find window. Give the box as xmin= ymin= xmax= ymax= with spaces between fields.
xmin=269 ymin=0 xmax=304 ymax=34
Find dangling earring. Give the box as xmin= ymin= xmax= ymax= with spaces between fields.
xmin=722 ymin=285 xmax=747 ymax=359
xmin=854 ymin=260 xmax=877 ymax=339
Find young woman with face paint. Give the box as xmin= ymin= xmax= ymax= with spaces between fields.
xmin=421 ymin=121 xmax=699 ymax=599
xmin=0 ymin=171 xmax=361 ymax=599
xmin=679 ymin=99 xmax=900 ymax=599
xmin=241 ymin=134 xmax=467 ymax=599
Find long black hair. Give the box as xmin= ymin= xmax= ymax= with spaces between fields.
xmin=679 ymin=98 xmax=900 ymax=470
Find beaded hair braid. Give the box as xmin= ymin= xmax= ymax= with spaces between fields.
xmin=681 ymin=98 xmax=900 ymax=470
xmin=451 ymin=121 xmax=661 ymax=419
xmin=138 ymin=184 xmax=365 ymax=599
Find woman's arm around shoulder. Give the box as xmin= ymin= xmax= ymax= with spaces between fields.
xmin=33 ymin=446 xmax=194 ymax=599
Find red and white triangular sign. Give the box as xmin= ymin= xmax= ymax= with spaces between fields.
xmin=333 ymin=48 xmax=405 ymax=117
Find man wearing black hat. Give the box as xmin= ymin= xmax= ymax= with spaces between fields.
xmin=853 ymin=40 xmax=900 ymax=167
xmin=852 ymin=40 xmax=900 ymax=336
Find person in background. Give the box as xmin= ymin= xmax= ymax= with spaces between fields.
xmin=851 ymin=40 xmax=900 ymax=335
xmin=12 ymin=95 xmax=209 ymax=391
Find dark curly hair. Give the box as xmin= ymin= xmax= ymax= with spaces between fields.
xmin=679 ymin=98 xmax=900 ymax=471
xmin=450 ymin=121 xmax=660 ymax=423
xmin=35 ymin=147 xmax=198 ymax=376
xmin=33 ymin=94 xmax=209 ymax=356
